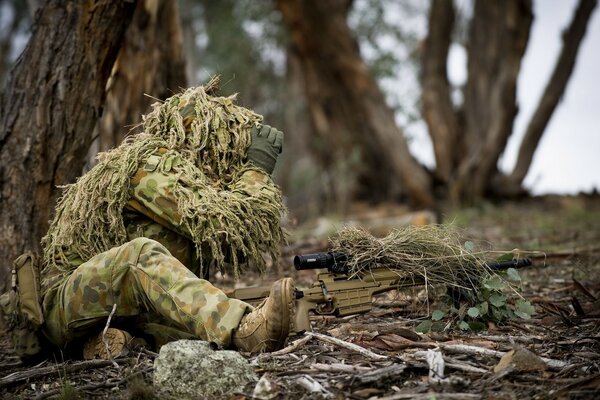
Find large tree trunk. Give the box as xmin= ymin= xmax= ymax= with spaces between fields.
xmin=276 ymin=0 xmax=433 ymax=208
xmin=0 ymin=0 xmax=134 ymax=290
xmin=452 ymin=0 xmax=533 ymax=203
xmin=500 ymin=0 xmax=597 ymax=195
xmin=98 ymin=0 xmax=187 ymax=153
xmin=421 ymin=0 xmax=460 ymax=184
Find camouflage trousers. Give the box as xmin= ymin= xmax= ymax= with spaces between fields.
xmin=42 ymin=238 xmax=250 ymax=349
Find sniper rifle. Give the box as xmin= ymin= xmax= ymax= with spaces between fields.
xmin=231 ymin=252 xmax=531 ymax=334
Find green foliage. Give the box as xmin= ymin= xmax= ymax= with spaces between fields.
xmin=416 ymin=268 xmax=536 ymax=333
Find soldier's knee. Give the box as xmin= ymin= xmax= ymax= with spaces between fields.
xmin=128 ymin=237 xmax=170 ymax=255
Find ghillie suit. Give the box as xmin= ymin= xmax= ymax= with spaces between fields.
xmin=39 ymin=79 xmax=287 ymax=350
xmin=42 ymin=78 xmax=284 ymax=290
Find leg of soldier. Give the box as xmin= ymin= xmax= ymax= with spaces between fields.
xmin=42 ymin=237 xmax=250 ymax=349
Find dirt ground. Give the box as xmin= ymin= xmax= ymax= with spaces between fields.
xmin=1 ymin=194 xmax=599 ymax=399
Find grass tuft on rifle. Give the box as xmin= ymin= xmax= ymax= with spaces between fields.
xmin=329 ymin=225 xmax=491 ymax=292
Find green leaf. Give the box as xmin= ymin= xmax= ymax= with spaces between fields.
xmin=415 ymin=320 xmax=433 ymax=333
xmin=458 ymin=321 xmax=470 ymax=331
xmin=464 ymin=241 xmax=475 ymax=252
xmin=506 ymin=268 xmax=521 ymax=281
xmin=467 ymin=307 xmax=480 ymax=318
xmin=488 ymin=293 xmax=506 ymax=307
xmin=479 ymin=301 xmax=489 ymax=316
xmin=484 ymin=276 xmax=506 ymax=291
xmin=516 ymin=299 xmax=536 ymax=316
xmin=431 ymin=310 xmax=446 ymax=321
xmin=514 ymin=311 xmax=531 ymax=320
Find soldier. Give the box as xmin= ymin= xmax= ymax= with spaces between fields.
xmin=39 ymin=81 xmax=294 ymax=358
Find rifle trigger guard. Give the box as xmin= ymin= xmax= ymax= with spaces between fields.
xmin=319 ymin=281 xmax=333 ymax=302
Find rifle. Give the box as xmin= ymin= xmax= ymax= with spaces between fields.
xmin=231 ymin=252 xmax=532 ymax=334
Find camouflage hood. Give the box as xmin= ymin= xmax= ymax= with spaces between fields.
xmin=41 ymin=79 xmax=285 ymax=286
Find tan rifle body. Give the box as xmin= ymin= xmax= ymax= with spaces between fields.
xmin=230 ymin=269 xmax=422 ymax=333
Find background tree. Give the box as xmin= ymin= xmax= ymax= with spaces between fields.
xmin=276 ymin=0 xmax=596 ymax=208
xmin=423 ymin=0 xmax=597 ymax=203
xmin=276 ymin=0 xmax=434 ymax=209
xmin=0 ymin=0 xmax=135 ymax=290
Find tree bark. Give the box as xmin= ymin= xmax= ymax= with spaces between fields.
xmin=276 ymin=0 xmax=433 ymax=208
xmin=453 ymin=0 xmax=533 ymax=203
xmin=97 ymin=0 xmax=187 ymax=153
xmin=0 ymin=0 xmax=134 ymax=290
xmin=421 ymin=0 xmax=460 ymax=184
xmin=500 ymin=0 xmax=597 ymax=195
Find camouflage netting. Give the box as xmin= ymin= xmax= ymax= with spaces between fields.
xmin=330 ymin=226 xmax=493 ymax=292
xmin=42 ymin=77 xmax=285 ymax=287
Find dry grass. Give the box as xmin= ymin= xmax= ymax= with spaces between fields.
xmin=330 ymin=225 xmax=493 ymax=292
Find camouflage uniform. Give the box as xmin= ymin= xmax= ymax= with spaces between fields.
xmin=41 ymin=150 xmax=277 ymax=349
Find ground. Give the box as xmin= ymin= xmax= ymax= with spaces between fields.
xmin=1 ymin=195 xmax=599 ymax=399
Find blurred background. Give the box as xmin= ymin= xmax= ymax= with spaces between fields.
xmin=0 ymin=0 xmax=598 ymax=287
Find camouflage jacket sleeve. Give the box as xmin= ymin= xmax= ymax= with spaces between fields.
xmin=126 ymin=152 xmax=279 ymax=241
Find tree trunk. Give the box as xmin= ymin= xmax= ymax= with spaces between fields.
xmin=500 ymin=0 xmax=597 ymax=195
xmin=453 ymin=0 xmax=532 ymax=203
xmin=0 ymin=0 xmax=134 ymax=290
xmin=421 ymin=0 xmax=460 ymax=184
xmin=98 ymin=0 xmax=187 ymax=153
xmin=276 ymin=0 xmax=433 ymax=208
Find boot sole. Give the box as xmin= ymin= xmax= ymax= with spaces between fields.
xmin=279 ymin=278 xmax=294 ymax=344
xmin=82 ymin=328 xmax=131 ymax=360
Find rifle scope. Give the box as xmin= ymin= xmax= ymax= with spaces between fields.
xmin=294 ymin=252 xmax=348 ymax=273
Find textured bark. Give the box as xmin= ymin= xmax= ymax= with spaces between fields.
xmin=276 ymin=0 xmax=433 ymax=208
xmin=98 ymin=0 xmax=187 ymax=153
xmin=421 ymin=0 xmax=460 ymax=184
xmin=0 ymin=1 xmax=134 ymax=289
xmin=501 ymin=0 xmax=597 ymax=194
xmin=453 ymin=0 xmax=533 ymax=202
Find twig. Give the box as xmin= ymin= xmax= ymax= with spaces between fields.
xmin=377 ymin=394 xmax=481 ymax=400
xmin=257 ymin=333 xmax=312 ymax=360
xmin=308 ymin=332 xmax=388 ymax=360
xmin=102 ymin=304 xmax=119 ymax=369
xmin=412 ymin=350 xmax=489 ymax=374
xmin=311 ymin=363 xmax=372 ymax=373
xmin=0 ymin=359 xmax=133 ymax=388
xmin=34 ymin=365 xmax=153 ymax=399
xmin=438 ymin=344 xmax=567 ymax=371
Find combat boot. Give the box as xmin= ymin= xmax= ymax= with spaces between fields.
xmin=82 ymin=328 xmax=132 ymax=360
xmin=233 ymin=277 xmax=295 ymax=353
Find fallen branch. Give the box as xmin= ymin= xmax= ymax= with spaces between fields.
xmin=438 ymin=344 xmax=567 ymax=371
xmin=0 ymin=358 xmax=133 ymax=388
xmin=309 ymin=332 xmax=388 ymax=360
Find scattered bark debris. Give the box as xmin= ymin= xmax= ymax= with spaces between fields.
xmin=2 ymin=198 xmax=600 ymax=399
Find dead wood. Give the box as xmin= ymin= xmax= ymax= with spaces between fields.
xmin=0 ymin=358 xmax=134 ymax=388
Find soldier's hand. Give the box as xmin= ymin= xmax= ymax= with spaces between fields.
xmin=246 ymin=124 xmax=284 ymax=175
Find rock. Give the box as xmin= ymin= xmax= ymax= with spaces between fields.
xmin=153 ymin=340 xmax=257 ymax=399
